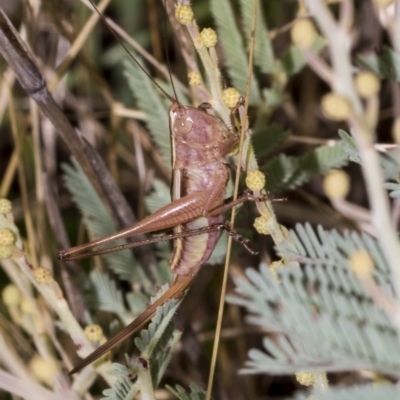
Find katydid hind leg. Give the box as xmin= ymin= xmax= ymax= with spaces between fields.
xmin=69 ymin=275 xmax=193 ymax=375
xmin=58 ymin=190 xmax=215 ymax=261
xmin=62 ymin=223 xmax=230 ymax=261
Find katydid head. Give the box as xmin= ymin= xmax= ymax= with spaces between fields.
xmin=170 ymin=102 xmax=229 ymax=143
xmin=169 ymin=101 xmax=234 ymax=169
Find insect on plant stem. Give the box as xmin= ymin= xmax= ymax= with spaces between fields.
xmin=58 ymin=0 xmax=263 ymax=385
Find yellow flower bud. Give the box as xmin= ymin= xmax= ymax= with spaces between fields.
xmin=323 ymin=169 xmax=350 ymax=200
xmin=355 ymin=71 xmax=380 ymax=98
xmin=295 ymin=371 xmax=315 ymax=386
xmin=0 ymin=245 xmax=12 ymax=259
xmin=200 ymin=28 xmax=218 ymax=47
xmin=349 ymin=250 xmax=374 ymax=278
xmin=246 ymin=170 xmax=266 ymax=191
xmin=393 ymin=117 xmax=400 ymax=144
xmin=84 ymin=324 xmax=104 ymax=342
xmin=222 ymin=88 xmax=240 ymax=108
xmin=34 ymin=267 xmax=52 ymax=284
xmin=188 ymin=71 xmax=202 ymax=86
xmin=175 ymin=4 xmax=193 ymax=25
xmin=253 ymin=216 xmax=270 ymax=235
xmin=0 ymin=229 xmax=15 ymax=246
xmin=20 ymin=298 xmax=34 ymax=314
xmin=29 ymin=355 xmax=59 ymax=386
xmin=2 ymin=284 xmax=21 ymax=306
xmin=321 ymin=93 xmax=352 ymax=120
xmin=0 ymin=199 xmax=12 ymax=214
xmin=290 ymin=19 xmax=317 ymax=48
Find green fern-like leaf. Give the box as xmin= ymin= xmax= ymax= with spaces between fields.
xmin=278 ymin=223 xmax=391 ymax=277
xmin=101 ymin=364 xmax=138 ymax=400
xmin=263 ymin=154 xmax=297 ymax=192
xmin=86 ymin=270 xmax=129 ymax=319
xmin=210 ymin=0 xmax=260 ymax=104
xmin=62 ymin=159 xmax=149 ymax=284
xmin=145 ymin=178 xmax=171 ymax=214
xmin=338 ymin=129 xmax=361 ymax=164
xmin=100 ymin=285 xmax=182 ymax=398
xmin=167 ymin=383 xmax=211 ymax=400
xmin=134 ymin=284 xmax=182 ymax=357
xmin=264 ymin=141 xmax=349 ymax=192
xmin=339 ymin=129 xmax=400 ymax=180
xmin=339 ymin=129 xmax=400 ymax=185
xmin=102 ymin=377 xmax=135 ymax=400
xmin=134 ymin=284 xmax=183 ymax=386
xmin=251 ymin=120 xmax=290 ymax=160
xmin=357 ymin=45 xmax=400 ymax=82
xmin=295 ymin=383 xmax=400 ymax=400
xmin=380 ymin=151 xmax=400 ymax=181
xmin=123 ymin=58 xmax=171 ymax=166
xmin=228 ymin=224 xmax=398 ymax=376
xmin=62 ymin=159 xmax=115 ymax=239
xmin=263 ymin=87 xmax=288 ymax=108
xmin=238 ymin=0 xmax=275 ymax=74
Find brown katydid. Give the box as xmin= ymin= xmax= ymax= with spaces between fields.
xmin=58 ymin=0 xmax=261 ymax=375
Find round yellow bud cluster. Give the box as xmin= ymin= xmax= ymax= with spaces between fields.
xmin=200 ymin=28 xmax=218 ymax=48
xmin=29 ymin=355 xmax=59 ymax=386
xmin=253 ymin=216 xmax=270 ymax=235
xmin=349 ymin=250 xmax=374 ymax=278
xmin=175 ymin=4 xmax=194 ymax=25
xmin=0 ymin=199 xmax=12 ymax=214
xmin=0 ymin=229 xmax=15 ymax=260
xmin=0 ymin=229 xmax=15 ymax=246
xmin=354 ymin=71 xmax=380 ymax=99
xmin=222 ymin=88 xmax=240 ymax=108
xmin=321 ymin=93 xmax=352 ymax=121
xmin=295 ymin=371 xmax=315 ymax=386
xmin=290 ymin=19 xmax=317 ymax=48
xmin=20 ymin=298 xmax=34 ymax=314
xmin=188 ymin=71 xmax=202 ymax=86
xmin=393 ymin=117 xmax=400 ymax=144
xmin=323 ymin=169 xmax=350 ymax=200
xmin=0 ymin=245 xmax=12 ymax=259
xmin=2 ymin=284 xmax=21 ymax=306
xmin=84 ymin=324 xmax=104 ymax=342
xmin=273 ymin=69 xmax=288 ymax=87
xmin=34 ymin=267 xmax=52 ymax=284
xmin=246 ymin=170 xmax=266 ymax=191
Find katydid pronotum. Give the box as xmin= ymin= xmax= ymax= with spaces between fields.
xmin=58 ymin=1 xmax=263 ymax=376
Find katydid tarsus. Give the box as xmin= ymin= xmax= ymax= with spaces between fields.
xmin=58 ymin=0 xmax=260 ymax=376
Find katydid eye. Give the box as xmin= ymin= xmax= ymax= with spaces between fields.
xmin=174 ymin=118 xmax=193 ymax=134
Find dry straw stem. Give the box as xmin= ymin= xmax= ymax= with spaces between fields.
xmin=304 ymin=0 xmax=400 ymax=324
xmin=48 ymin=0 xmax=112 ymax=91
